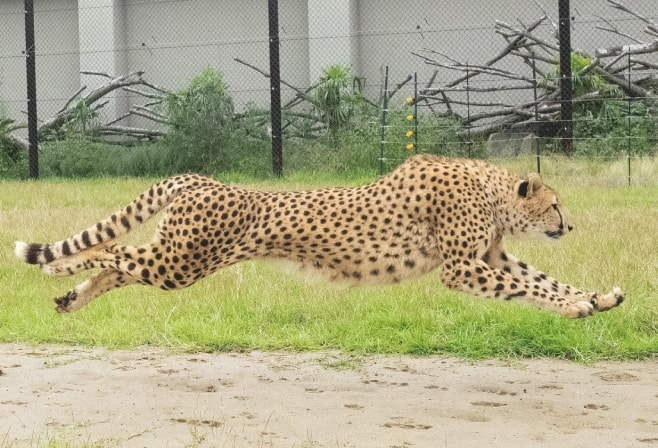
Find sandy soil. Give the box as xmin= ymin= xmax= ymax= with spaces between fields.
xmin=0 ymin=344 xmax=657 ymax=447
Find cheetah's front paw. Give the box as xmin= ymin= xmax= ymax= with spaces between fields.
xmin=593 ymin=287 xmax=625 ymax=312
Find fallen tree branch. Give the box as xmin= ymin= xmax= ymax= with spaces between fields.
xmin=596 ymin=41 xmax=658 ymax=58
xmin=234 ymin=58 xmax=321 ymax=109
xmin=414 ymin=1 xmax=658 ymax=143
xmin=8 ymin=71 xmax=171 ymax=150
xmin=39 ymin=71 xmax=148 ymax=137
xmin=56 ymin=86 xmax=87 ymax=115
xmin=607 ymin=0 xmax=658 ymax=37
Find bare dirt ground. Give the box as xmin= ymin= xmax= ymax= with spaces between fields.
xmin=1 ymin=344 xmax=657 ymax=448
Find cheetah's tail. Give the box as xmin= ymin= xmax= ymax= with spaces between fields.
xmin=15 ymin=175 xmax=187 ymax=266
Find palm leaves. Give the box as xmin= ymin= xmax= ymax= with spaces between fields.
xmin=311 ymin=64 xmax=366 ymax=132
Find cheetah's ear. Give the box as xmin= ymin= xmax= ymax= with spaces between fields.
xmin=517 ymin=173 xmax=543 ymax=198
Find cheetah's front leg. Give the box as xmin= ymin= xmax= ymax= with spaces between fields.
xmin=441 ymin=259 xmax=599 ymax=318
xmin=483 ymin=243 xmax=624 ymax=313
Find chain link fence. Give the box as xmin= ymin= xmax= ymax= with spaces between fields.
xmin=0 ymin=0 xmax=656 ymax=182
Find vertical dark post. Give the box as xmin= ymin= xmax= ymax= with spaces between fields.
xmin=379 ymin=66 xmax=389 ymax=176
xmin=558 ymin=0 xmax=573 ymax=155
xmin=532 ymin=56 xmax=541 ymax=174
xmin=413 ymin=72 xmax=418 ymax=153
xmin=627 ymin=51 xmax=632 ymax=185
xmin=268 ymin=0 xmax=283 ymax=177
xmin=24 ymin=0 xmax=38 ymax=178
xmin=465 ymin=63 xmax=472 ymax=158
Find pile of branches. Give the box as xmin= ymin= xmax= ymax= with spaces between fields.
xmin=412 ymin=0 xmax=658 ymax=139
xmin=8 ymin=71 xmax=170 ymax=151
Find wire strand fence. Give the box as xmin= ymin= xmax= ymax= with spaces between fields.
xmin=0 ymin=0 xmax=656 ymax=184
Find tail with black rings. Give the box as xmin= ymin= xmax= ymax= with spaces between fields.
xmin=15 ymin=175 xmax=188 ymax=267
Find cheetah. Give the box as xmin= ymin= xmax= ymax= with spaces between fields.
xmin=15 ymin=155 xmax=624 ymax=318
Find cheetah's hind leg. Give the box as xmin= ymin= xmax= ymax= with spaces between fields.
xmin=54 ymin=269 xmax=138 ymax=313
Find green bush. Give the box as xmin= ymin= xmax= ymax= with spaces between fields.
xmin=160 ymin=66 xmax=235 ymax=173
xmin=11 ymin=60 xmax=656 ymax=180
xmin=573 ymin=101 xmax=658 ymax=157
xmin=0 ymin=110 xmax=28 ymax=179
xmin=310 ymin=64 xmax=368 ymax=134
xmin=39 ymin=138 xmax=124 ymax=178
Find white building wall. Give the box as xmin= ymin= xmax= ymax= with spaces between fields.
xmin=0 ymin=0 xmax=80 ymax=123
xmin=0 ymin=0 xmax=655 ymax=125
xmin=78 ymin=0 xmax=128 ymax=120
xmin=307 ymin=0 xmax=358 ymax=81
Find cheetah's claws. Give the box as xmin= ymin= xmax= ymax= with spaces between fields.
xmin=594 ymin=287 xmax=625 ymax=312
xmin=54 ymin=290 xmax=77 ymax=313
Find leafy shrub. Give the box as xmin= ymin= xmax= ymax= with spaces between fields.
xmin=0 ymin=107 xmax=28 ymax=179
xmin=309 ymin=64 xmax=368 ymax=133
xmin=543 ymin=52 xmax=621 ymax=115
xmin=160 ymin=67 xmax=235 ymax=173
xmin=573 ymin=101 xmax=658 ymax=157
xmin=39 ymin=138 xmax=124 ymax=178
xmin=541 ymin=52 xmax=658 ymax=157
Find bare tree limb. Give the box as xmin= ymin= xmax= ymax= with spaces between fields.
xmin=234 ymin=58 xmax=321 ymax=108
xmin=7 ymin=134 xmax=29 ymax=151
xmin=98 ymin=125 xmax=166 ymax=137
xmin=56 ymin=86 xmax=87 ymax=115
xmin=422 ymin=15 xmax=547 ymax=95
xmin=596 ymin=41 xmax=658 ymax=58
xmin=122 ymin=86 xmax=164 ymax=100
xmin=127 ymin=107 xmax=169 ymax=125
xmin=388 ymin=74 xmax=413 ymax=100
xmin=607 ymin=0 xmax=658 ymax=36
xmin=594 ymin=15 xmax=643 ymax=43
xmin=413 ymin=49 xmax=536 ymax=84
xmin=80 ymin=70 xmax=113 ymax=78
xmin=39 ymin=71 xmax=148 ymax=137
xmin=593 ymin=65 xmax=658 ymax=101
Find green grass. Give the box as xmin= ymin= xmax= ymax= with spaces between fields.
xmin=1 ymin=159 xmax=657 ymax=361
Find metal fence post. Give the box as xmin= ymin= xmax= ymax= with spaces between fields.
xmin=558 ymin=0 xmax=574 ymax=156
xmin=627 ymin=51 xmax=632 ymax=185
xmin=24 ymin=0 xmax=38 ymax=179
xmin=379 ymin=66 xmax=389 ymax=176
xmin=532 ymin=56 xmax=541 ymax=174
xmin=268 ymin=0 xmax=283 ymax=177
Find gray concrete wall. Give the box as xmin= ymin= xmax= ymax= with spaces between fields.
xmin=0 ymin=0 xmax=655 ymax=126
xmin=121 ymin=0 xmax=309 ymax=109
xmin=307 ymin=0 xmax=359 ymax=81
xmin=353 ymin=0 xmax=657 ymax=114
xmin=0 ymin=0 xmax=80 ymax=123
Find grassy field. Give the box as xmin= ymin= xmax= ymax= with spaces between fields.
xmin=1 ymin=159 xmax=657 ymax=361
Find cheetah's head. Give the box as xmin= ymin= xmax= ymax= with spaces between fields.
xmin=513 ymin=173 xmax=573 ymax=240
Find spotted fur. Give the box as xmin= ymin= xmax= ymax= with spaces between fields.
xmin=15 ymin=155 xmax=624 ymax=317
